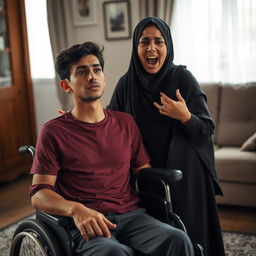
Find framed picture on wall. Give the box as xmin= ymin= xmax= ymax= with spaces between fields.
xmin=72 ymin=0 xmax=97 ymax=26
xmin=103 ymin=0 xmax=131 ymax=40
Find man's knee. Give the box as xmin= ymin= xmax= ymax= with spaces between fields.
xmin=172 ymin=229 xmax=192 ymax=246
xmin=165 ymin=229 xmax=194 ymax=255
xmin=92 ymin=238 xmax=134 ymax=256
xmin=104 ymin=241 xmax=134 ymax=256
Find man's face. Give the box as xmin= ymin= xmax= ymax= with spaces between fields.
xmin=137 ymin=25 xmax=167 ymax=74
xmin=66 ymin=54 xmax=105 ymax=102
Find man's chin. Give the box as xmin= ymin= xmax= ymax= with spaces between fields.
xmin=81 ymin=95 xmax=102 ymax=102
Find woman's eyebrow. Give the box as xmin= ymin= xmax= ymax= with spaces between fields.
xmin=139 ymin=36 xmax=163 ymax=40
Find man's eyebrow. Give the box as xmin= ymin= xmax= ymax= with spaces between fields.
xmin=76 ymin=64 xmax=101 ymax=70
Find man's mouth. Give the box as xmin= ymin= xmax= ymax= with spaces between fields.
xmin=146 ymin=56 xmax=158 ymax=65
xmin=88 ymin=82 xmax=100 ymax=90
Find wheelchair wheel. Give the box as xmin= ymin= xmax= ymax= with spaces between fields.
xmin=10 ymin=218 xmax=61 ymax=256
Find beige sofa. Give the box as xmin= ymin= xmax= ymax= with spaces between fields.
xmin=201 ymin=83 xmax=256 ymax=207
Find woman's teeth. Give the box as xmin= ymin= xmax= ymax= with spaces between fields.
xmin=146 ymin=57 xmax=158 ymax=65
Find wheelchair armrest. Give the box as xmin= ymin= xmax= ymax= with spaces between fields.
xmin=36 ymin=210 xmax=74 ymax=228
xmin=18 ymin=145 xmax=35 ymax=159
xmin=137 ymin=168 xmax=182 ymax=184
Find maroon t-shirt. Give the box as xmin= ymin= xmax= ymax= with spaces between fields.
xmin=30 ymin=109 xmax=150 ymax=214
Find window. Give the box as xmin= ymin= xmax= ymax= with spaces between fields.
xmin=25 ymin=0 xmax=55 ymax=79
xmin=171 ymin=0 xmax=256 ymax=83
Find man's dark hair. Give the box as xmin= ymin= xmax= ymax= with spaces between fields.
xmin=55 ymin=42 xmax=104 ymax=80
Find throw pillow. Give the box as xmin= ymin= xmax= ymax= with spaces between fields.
xmin=240 ymin=132 xmax=256 ymax=151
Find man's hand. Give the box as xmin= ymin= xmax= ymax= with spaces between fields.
xmin=71 ymin=203 xmax=116 ymax=241
xmin=153 ymin=89 xmax=191 ymax=124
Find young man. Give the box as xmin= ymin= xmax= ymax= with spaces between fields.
xmin=29 ymin=42 xmax=193 ymax=256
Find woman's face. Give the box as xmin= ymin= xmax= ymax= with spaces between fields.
xmin=137 ymin=25 xmax=167 ymax=74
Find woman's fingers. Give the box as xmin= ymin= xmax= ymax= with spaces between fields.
xmin=175 ymin=89 xmax=185 ymax=102
xmin=57 ymin=109 xmax=66 ymax=115
xmin=154 ymin=90 xmax=191 ymax=122
xmin=160 ymin=92 xmax=173 ymax=105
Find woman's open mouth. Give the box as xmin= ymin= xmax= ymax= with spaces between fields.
xmin=146 ymin=57 xmax=158 ymax=65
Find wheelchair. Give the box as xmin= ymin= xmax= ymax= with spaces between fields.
xmin=10 ymin=145 xmax=204 ymax=256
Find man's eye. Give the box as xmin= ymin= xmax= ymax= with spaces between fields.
xmin=77 ymin=70 xmax=87 ymax=75
xmin=95 ymin=68 xmax=102 ymax=72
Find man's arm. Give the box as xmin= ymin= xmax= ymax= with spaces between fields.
xmin=133 ymin=163 xmax=151 ymax=173
xmin=31 ymin=174 xmax=116 ymax=241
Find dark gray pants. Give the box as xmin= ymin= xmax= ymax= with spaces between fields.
xmin=71 ymin=208 xmax=194 ymax=256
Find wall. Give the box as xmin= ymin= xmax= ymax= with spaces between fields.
xmin=33 ymin=79 xmax=60 ymax=133
xmin=33 ymin=0 xmax=140 ymax=133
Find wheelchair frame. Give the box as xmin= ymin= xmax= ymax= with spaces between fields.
xmin=10 ymin=145 xmax=203 ymax=256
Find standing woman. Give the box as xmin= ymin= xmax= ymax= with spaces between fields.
xmin=108 ymin=17 xmax=225 ymax=256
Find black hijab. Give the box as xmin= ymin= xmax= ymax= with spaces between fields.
xmin=131 ymin=17 xmax=174 ymax=92
xmin=115 ymin=17 xmax=182 ymax=121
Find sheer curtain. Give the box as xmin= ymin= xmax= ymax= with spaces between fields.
xmin=171 ymin=0 xmax=256 ymax=83
xmin=47 ymin=0 xmax=73 ymax=110
xmin=139 ymin=0 xmax=175 ymax=24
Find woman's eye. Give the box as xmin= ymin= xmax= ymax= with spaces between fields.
xmin=156 ymin=40 xmax=164 ymax=45
xmin=139 ymin=40 xmax=148 ymax=45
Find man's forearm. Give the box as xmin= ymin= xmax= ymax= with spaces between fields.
xmin=31 ymin=188 xmax=80 ymax=217
xmin=31 ymin=188 xmax=117 ymax=241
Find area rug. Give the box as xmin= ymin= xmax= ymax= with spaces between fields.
xmin=0 ymin=217 xmax=255 ymax=255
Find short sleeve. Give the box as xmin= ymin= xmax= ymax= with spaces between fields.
xmin=30 ymin=124 xmax=60 ymax=176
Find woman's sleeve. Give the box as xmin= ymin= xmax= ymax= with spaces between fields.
xmin=107 ymin=77 xmax=126 ymax=111
xmin=179 ymin=69 xmax=215 ymax=139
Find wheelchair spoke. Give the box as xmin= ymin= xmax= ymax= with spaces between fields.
xmin=10 ymin=231 xmax=47 ymax=256
xmin=10 ymin=219 xmax=62 ymax=256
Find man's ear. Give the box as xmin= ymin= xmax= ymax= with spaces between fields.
xmin=59 ymin=79 xmax=72 ymax=93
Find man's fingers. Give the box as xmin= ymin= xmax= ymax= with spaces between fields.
xmin=85 ymin=223 xmax=96 ymax=237
xmin=104 ymin=217 xmax=117 ymax=229
xmin=79 ymin=226 xmax=89 ymax=241
xmin=98 ymin=217 xmax=116 ymax=238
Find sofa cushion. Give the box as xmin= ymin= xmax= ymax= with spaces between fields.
xmin=216 ymin=83 xmax=256 ymax=146
xmin=216 ymin=182 xmax=256 ymax=207
xmin=241 ymin=132 xmax=256 ymax=151
xmin=200 ymin=83 xmax=221 ymax=143
xmin=214 ymin=147 xmax=256 ymax=183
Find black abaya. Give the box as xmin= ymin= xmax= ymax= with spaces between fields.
xmin=108 ymin=17 xmax=225 ymax=256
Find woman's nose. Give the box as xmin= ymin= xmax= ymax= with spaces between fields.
xmin=147 ymin=42 xmax=156 ymax=51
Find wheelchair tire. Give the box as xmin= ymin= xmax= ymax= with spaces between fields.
xmin=10 ymin=218 xmax=62 ymax=256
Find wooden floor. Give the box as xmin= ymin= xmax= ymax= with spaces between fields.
xmin=0 ymin=174 xmax=256 ymax=233
xmin=0 ymin=174 xmax=35 ymax=229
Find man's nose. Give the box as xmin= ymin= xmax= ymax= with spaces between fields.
xmin=88 ymin=71 xmax=96 ymax=81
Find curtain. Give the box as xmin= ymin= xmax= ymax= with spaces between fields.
xmin=47 ymin=0 xmax=72 ymax=110
xmin=139 ymin=0 xmax=175 ymax=25
xmin=171 ymin=0 xmax=256 ymax=83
